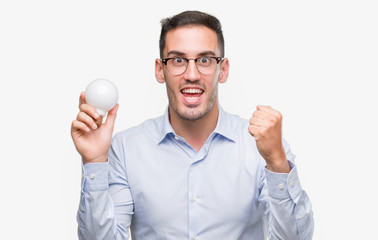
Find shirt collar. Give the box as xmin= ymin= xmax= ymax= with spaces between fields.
xmin=213 ymin=105 xmax=237 ymax=142
xmin=157 ymin=105 xmax=236 ymax=145
xmin=158 ymin=107 xmax=175 ymax=144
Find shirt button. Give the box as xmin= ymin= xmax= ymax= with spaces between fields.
xmin=192 ymin=196 xmax=197 ymax=202
xmin=290 ymin=181 xmax=295 ymax=187
xmin=90 ymin=173 xmax=95 ymax=179
xmin=80 ymin=206 xmax=84 ymax=211
xmin=194 ymin=236 xmax=199 ymax=240
xmin=174 ymin=136 xmax=179 ymax=140
xmin=296 ymin=214 xmax=302 ymax=219
xmin=279 ymin=183 xmax=284 ymax=190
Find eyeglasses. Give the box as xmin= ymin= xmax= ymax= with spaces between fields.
xmin=161 ymin=56 xmax=223 ymax=75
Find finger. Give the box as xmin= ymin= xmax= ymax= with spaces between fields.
xmin=248 ymin=125 xmax=261 ymax=138
xmin=257 ymin=105 xmax=281 ymax=119
xmin=252 ymin=109 xmax=272 ymax=119
xmin=79 ymin=100 xmax=103 ymax=127
xmin=252 ymin=110 xmax=279 ymax=126
xmin=79 ymin=91 xmax=86 ymax=108
xmin=249 ymin=117 xmax=269 ymax=128
xmin=104 ymin=104 xmax=119 ymax=128
xmin=72 ymin=120 xmax=91 ymax=133
xmin=80 ymin=103 xmax=101 ymax=122
xmin=256 ymin=105 xmax=270 ymax=111
xmin=95 ymin=116 xmax=103 ymax=126
xmin=77 ymin=111 xmax=98 ymax=130
xmin=248 ymin=125 xmax=254 ymax=136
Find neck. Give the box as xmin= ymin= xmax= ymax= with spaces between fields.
xmin=169 ymin=102 xmax=219 ymax=152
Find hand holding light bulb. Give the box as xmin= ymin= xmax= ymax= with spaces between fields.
xmin=71 ymin=79 xmax=119 ymax=164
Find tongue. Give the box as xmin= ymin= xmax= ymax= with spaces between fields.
xmin=182 ymin=93 xmax=202 ymax=97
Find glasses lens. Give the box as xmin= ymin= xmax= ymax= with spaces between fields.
xmin=167 ymin=58 xmax=187 ymax=75
xmin=197 ymin=57 xmax=217 ymax=74
xmin=165 ymin=57 xmax=220 ymax=75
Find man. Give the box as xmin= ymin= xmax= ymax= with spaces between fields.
xmin=71 ymin=10 xmax=314 ymax=240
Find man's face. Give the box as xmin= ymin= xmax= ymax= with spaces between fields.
xmin=156 ymin=25 xmax=228 ymax=121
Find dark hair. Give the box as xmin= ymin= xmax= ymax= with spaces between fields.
xmin=159 ymin=10 xmax=225 ymax=58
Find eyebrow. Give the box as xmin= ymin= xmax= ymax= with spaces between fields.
xmin=166 ymin=50 xmax=217 ymax=57
xmin=166 ymin=51 xmax=185 ymax=57
xmin=198 ymin=51 xmax=216 ymax=56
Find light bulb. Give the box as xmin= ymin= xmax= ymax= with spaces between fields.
xmin=85 ymin=79 xmax=119 ymax=116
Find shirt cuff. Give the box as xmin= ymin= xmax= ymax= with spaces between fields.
xmin=264 ymin=160 xmax=302 ymax=202
xmin=82 ymin=162 xmax=109 ymax=192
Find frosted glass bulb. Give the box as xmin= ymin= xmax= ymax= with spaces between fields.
xmin=85 ymin=79 xmax=119 ymax=116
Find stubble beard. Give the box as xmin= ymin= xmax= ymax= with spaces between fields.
xmin=167 ymin=84 xmax=218 ymax=121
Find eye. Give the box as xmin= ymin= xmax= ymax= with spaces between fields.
xmin=198 ymin=57 xmax=212 ymax=66
xmin=173 ymin=57 xmax=184 ymax=64
xmin=199 ymin=57 xmax=210 ymax=63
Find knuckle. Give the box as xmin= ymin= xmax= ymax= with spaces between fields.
xmin=78 ymin=112 xmax=92 ymax=123
xmin=260 ymin=128 xmax=267 ymax=135
xmin=78 ymin=111 xmax=86 ymax=119
xmin=275 ymin=111 xmax=282 ymax=119
xmin=270 ymin=113 xmax=281 ymax=122
xmin=79 ymin=103 xmax=87 ymax=112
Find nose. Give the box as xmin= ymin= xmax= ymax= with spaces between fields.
xmin=184 ymin=59 xmax=201 ymax=82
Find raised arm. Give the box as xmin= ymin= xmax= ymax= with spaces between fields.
xmin=250 ymin=105 xmax=314 ymax=239
xmin=72 ymin=92 xmax=133 ymax=239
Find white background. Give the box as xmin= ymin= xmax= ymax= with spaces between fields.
xmin=1 ymin=0 xmax=377 ymax=239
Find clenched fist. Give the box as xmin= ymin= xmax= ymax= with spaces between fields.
xmin=248 ymin=105 xmax=290 ymax=173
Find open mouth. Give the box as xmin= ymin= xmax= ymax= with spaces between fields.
xmin=181 ymin=87 xmax=204 ymax=105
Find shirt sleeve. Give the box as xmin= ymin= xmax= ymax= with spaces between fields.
xmin=77 ymin=135 xmax=134 ymax=240
xmin=258 ymin=141 xmax=314 ymax=240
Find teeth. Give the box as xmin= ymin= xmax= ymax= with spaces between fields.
xmin=182 ymin=88 xmax=203 ymax=94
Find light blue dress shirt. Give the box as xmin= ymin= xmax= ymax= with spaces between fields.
xmin=77 ymin=106 xmax=314 ymax=240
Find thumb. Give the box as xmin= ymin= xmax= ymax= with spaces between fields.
xmin=104 ymin=104 xmax=119 ymax=129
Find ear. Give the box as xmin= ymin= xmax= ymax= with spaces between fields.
xmin=218 ymin=58 xmax=229 ymax=84
xmin=155 ymin=59 xmax=165 ymax=84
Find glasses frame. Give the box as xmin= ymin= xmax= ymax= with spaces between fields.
xmin=161 ymin=56 xmax=223 ymax=75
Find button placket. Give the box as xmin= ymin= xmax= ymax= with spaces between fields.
xmin=188 ymin=163 xmax=200 ymax=238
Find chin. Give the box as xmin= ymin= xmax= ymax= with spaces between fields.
xmin=179 ymin=110 xmax=205 ymax=121
xmin=176 ymin=103 xmax=214 ymax=121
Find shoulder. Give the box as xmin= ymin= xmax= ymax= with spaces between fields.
xmin=113 ymin=114 xmax=164 ymax=144
xmin=218 ymin=108 xmax=256 ymax=146
xmin=225 ymin=110 xmax=249 ymax=129
xmin=222 ymin=109 xmax=250 ymax=135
